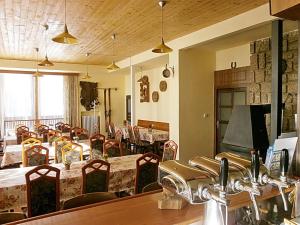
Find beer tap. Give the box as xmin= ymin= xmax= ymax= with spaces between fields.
xmin=215 ymin=149 xmax=291 ymax=212
xmin=190 ymin=155 xmax=262 ymax=221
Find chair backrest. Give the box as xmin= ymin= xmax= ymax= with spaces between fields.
xmin=62 ymin=192 xmax=117 ymax=210
xmin=133 ymin=126 xmax=142 ymax=144
xmin=55 ymin=122 xmax=65 ymax=131
xmin=47 ymin=129 xmax=62 ymax=142
xmin=54 ymin=136 xmax=71 ymax=163
xmin=90 ymin=133 xmax=106 ymax=159
xmin=21 ymin=131 xmax=38 ymax=142
xmin=127 ymin=125 xmax=135 ymax=143
xmin=74 ymin=128 xmax=89 ymax=140
xmin=103 ymin=140 xmax=122 ymax=157
xmin=21 ymin=138 xmax=42 ymax=166
xmin=70 ymin=126 xmax=81 ymax=139
xmin=24 ymin=145 xmax=49 ymax=167
xmin=37 ymin=124 xmax=49 ymax=135
xmin=62 ymin=123 xmax=71 ymax=133
xmin=16 ymin=126 xmax=29 ymax=144
xmin=82 ymin=159 xmax=110 ymax=194
xmin=25 ymin=165 xmax=60 ymax=217
xmin=114 ymin=130 xmax=122 ymax=142
xmin=61 ymin=142 xmax=83 ymax=163
xmin=0 ymin=212 xmax=26 ymax=224
xmin=135 ymin=153 xmax=159 ymax=194
xmin=108 ymin=122 xmax=116 ymax=139
xmin=162 ymin=140 xmax=178 ymax=161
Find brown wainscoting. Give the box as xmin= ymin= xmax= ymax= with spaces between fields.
xmin=214 ymin=66 xmax=253 ymax=89
xmin=137 ymin=120 xmax=169 ymax=132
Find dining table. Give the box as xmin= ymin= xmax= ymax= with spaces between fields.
xmin=0 ymin=154 xmax=142 ymax=211
xmin=1 ymin=140 xmax=90 ymax=168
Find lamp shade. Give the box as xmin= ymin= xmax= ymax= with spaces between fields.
xmin=106 ymin=61 xmax=120 ymax=72
xmin=38 ymin=56 xmax=54 ymax=67
xmin=152 ymin=38 xmax=172 ymax=53
xmin=52 ymin=24 xmax=78 ymax=44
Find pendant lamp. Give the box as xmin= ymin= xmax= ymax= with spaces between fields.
xmin=39 ymin=24 xmax=54 ymax=66
xmin=152 ymin=0 xmax=172 ymax=53
xmin=106 ymin=34 xmax=120 ymax=72
xmin=52 ymin=0 xmax=78 ymax=44
xmin=33 ymin=48 xmax=43 ymax=77
xmin=82 ymin=53 xmax=92 ymax=79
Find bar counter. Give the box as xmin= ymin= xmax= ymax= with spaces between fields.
xmin=6 ymin=185 xmax=290 ymax=225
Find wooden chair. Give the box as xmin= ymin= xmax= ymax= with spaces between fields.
xmin=135 ymin=153 xmax=159 ymax=194
xmin=55 ymin=122 xmax=65 ymax=131
xmin=74 ymin=127 xmax=89 ymax=140
xmin=21 ymin=131 xmax=38 ymax=142
xmin=21 ymin=138 xmax=42 ymax=166
xmin=61 ymin=123 xmax=71 ymax=133
xmin=47 ymin=129 xmax=62 ymax=143
xmin=108 ymin=122 xmax=116 ymax=139
xmin=127 ymin=125 xmax=136 ymax=154
xmin=61 ymin=142 xmax=83 ymax=163
xmin=162 ymin=140 xmax=178 ymax=161
xmin=103 ymin=140 xmax=123 ymax=157
xmin=114 ymin=129 xmax=123 ymax=142
xmin=142 ymin=182 xmax=162 ymax=193
xmin=37 ymin=124 xmax=50 ymax=142
xmin=133 ymin=126 xmax=153 ymax=154
xmin=23 ymin=145 xmax=49 ymax=167
xmin=54 ymin=136 xmax=71 ymax=163
xmin=16 ymin=125 xmax=29 ymax=144
xmin=70 ymin=126 xmax=81 ymax=140
xmin=82 ymin=159 xmax=110 ymax=194
xmin=0 ymin=212 xmax=26 ymax=224
xmin=25 ymin=165 xmax=60 ymax=217
xmin=62 ymin=192 xmax=117 ymax=210
xmin=90 ymin=133 xmax=106 ymax=159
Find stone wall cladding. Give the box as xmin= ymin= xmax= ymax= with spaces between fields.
xmin=249 ymin=31 xmax=298 ymax=133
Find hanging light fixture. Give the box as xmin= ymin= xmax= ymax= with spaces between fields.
xmin=52 ymin=0 xmax=78 ymax=44
xmin=82 ymin=53 xmax=92 ymax=79
xmin=152 ymin=0 xmax=172 ymax=54
xmin=33 ymin=48 xmax=43 ymax=77
xmin=39 ymin=24 xmax=54 ymax=66
xmin=106 ymin=33 xmax=120 ymax=72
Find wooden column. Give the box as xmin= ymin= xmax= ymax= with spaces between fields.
xmin=270 ymin=20 xmax=283 ymax=143
xmin=130 ymin=64 xmax=136 ymax=126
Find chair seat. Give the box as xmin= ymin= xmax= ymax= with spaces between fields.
xmin=62 ymin=192 xmax=117 ymax=210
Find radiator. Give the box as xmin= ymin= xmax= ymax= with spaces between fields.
xmin=81 ymin=116 xmax=100 ymax=135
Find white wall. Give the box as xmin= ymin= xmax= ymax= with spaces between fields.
xmin=134 ymin=66 xmax=172 ymax=124
xmin=179 ymin=48 xmax=216 ymax=162
xmin=216 ymin=44 xmax=250 ymax=70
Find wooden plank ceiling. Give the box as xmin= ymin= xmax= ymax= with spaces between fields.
xmin=0 ymin=0 xmax=268 ymax=66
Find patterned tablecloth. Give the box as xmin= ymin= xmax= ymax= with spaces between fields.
xmin=138 ymin=128 xmax=169 ymax=144
xmin=1 ymin=140 xmax=91 ymax=168
xmin=0 ymin=154 xmax=142 ymax=211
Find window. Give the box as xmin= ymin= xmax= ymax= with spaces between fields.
xmin=0 ymin=74 xmax=64 ymax=120
xmin=1 ymin=74 xmax=34 ymax=120
xmin=38 ymin=75 xmax=64 ymax=118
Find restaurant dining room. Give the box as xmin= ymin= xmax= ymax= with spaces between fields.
xmin=1 ymin=0 xmax=300 ymax=225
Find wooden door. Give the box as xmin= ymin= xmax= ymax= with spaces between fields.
xmin=126 ymin=95 xmax=131 ymax=123
xmin=216 ymin=88 xmax=247 ymax=153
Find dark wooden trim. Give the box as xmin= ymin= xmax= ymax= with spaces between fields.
xmin=137 ymin=120 xmax=169 ymax=132
xmin=0 ymin=69 xmax=79 ymax=76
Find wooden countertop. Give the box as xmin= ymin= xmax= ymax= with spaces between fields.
xmin=8 ymin=185 xmax=291 ymax=225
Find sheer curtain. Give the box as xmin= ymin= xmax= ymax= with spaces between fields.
xmin=63 ymin=75 xmax=80 ymax=127
xmin=38 ymin=75 xmax=64 ymax=119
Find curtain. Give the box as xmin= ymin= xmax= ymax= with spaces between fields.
xmin=63 ymin=75 xmax=80 ymax=127
xmin=0 ymin=76 xmax=4 ymax=137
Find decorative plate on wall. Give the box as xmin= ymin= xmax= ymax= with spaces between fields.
xmin=152 ymin=91 xmax=159 ymax=102
xmin=159 ymin=80 xmax=167 ymax=92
